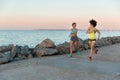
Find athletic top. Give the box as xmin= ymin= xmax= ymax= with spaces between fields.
xmin=88 ymin=31 xmax=96 ymax=39
xmin=70 ymin=28 xmax=77 ymax=34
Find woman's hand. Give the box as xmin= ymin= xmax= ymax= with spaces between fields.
xmin=86 ymin=27 xmax=91 ymax=34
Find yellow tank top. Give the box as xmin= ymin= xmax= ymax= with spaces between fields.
xmin=88 ymin=31 xmax=96 ymax=39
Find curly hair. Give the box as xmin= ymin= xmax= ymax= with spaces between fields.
xmin=72 ymin=22 xmax=76 ymax=26
xmin=89 ymin=19 xmax=97 ymax=27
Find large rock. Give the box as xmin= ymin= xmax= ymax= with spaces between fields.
xmin=115 ymin=36 xmax=120 ymax=43
xmin=0 ymin=53 xmax=8 ymax=64
xmin=35 ymin=38 xmax=55 ymax=48
xmin=0 ymin=44 xmax=14 ymax=53
xmin=11 ymin=45 xmax=21 ymax=58
xmin=106 ymin=36 xmax=120 ymax=44
xmin=0 ymin=52 xmax=12 ymax=64
xmin=11 ymin=45 xmax=32 ymax=60
xmin=112 ymin=36 xmax=120 ymax=44
xmin=27 ymin=54 xmax=33 ymax=58
xmin=95 ymin=37 xmax=115 ymax=48
xmin=19 ymin=45 xmax=31 ymax=55
xmin=98 ymin=39 xmax=107 ymax=47
xmin=84 ymin=44 xmax=90 ymax=50
xmin=79 ymin=39 xmax=89 ymax=50
xmin=113 ymin=74 xmax=120 ymax=80
xmin=111 ymin=37 xmax=117 ymax=44
xmin=117 ymin=36 xmax=120 ymax=43
xmin=11 ymin=45 xmax=19 ymax=58
xmin=78 ymin=38 xmax=84 ymax=46
xmin=34 ymin=48 xmax=58 ymax=57
xmin=56 ymin=42 xmax=70 ymax=54
xmin=16 ymin=54 xmax=27 ymax=59
xmin=102 ymin=38 xmax=112 ymax=46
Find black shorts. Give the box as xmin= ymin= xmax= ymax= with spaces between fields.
xmin=71 ymin=36 xmax=79 ymax=42
xmin=88 ymin=39 xmax=96 ymax=42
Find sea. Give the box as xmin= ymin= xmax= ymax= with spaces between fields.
xmin=0 ymin=30 xmax=120 ymax=48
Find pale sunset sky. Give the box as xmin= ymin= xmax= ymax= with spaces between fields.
xmin=0 ymin=0 xmax=120 ymax=30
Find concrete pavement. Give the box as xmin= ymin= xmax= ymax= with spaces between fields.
xmin=0 ymin=44 xmax=120 ymax=80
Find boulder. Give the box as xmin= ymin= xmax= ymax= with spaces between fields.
xmin=99 ymin=39 xmax=106 ymax=46
xmin=95 ymin=37 xmax=115 ymax=47
xmin=113 ymin=73 xmax=120 ymax=80
xmin=27 ymin=54 xmax=33 ymax=58
xmin=11 ymin=46 xmax=18 ymax=58
xmin=4 ymin=51 xmax=13 ymax=61
xmin=84 ymin=44 xmax=90 ymax=50
xmin=78 ymin=38 xmax=84 ymax=46
xmin=11 ymin=45 xmax=32 ymax=60
xmin=0 ymin=52 xmax=12 ymax=64
xmin=106 ymin=37 xmax=113 ymax=44
xmin=34 ymin=48 xmax=58 ymax=57
xmin=107 ymin=36 xmax=120 ymax=44
xmin=111 ymin=37 xmax=118 ymax=44
xmin=29 ymin=48 xmax=34 ymax=54
xmin=101 ymin=38 xmax=111 ymax=46
xmin=116 ymin=37 xmax=120 ymax=43
xmin=0 ymin=53 xmax=9 ymax=64
xmin=16 ymin=54 xmax=27 ymax=59
xmin=11 ymin=45 xmax=21 ymax=58
xmin=35 ymin=38 xmax=55 ymax=48
xmin=56 ymin=42 xmax=70 ymax=54
xmin=0 ymin=44 xmax=14 ymax=53
xmin=95 ymin=40 xmax=104 ymax=47
xmin=83 ymin=39 xmax=89 ymax=45
xmin=114 ymin=36 xmax=120 ymax=43
xmin=19 ymin=45 xmax=31 ymax=55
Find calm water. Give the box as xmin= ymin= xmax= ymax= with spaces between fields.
xmin=0 ymin=30 xmax=120 ymax=48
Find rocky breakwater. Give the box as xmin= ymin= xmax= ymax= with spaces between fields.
xmin=56 ymin=36 xmax=120 ymax=54
xmin=0 ymin=44 xmax=33 ymax=64
xmin=0 ymin=36 xmax=120 ymax=64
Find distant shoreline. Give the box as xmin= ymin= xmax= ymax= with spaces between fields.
xmin=36 ymin=29 xmax=120 ymax=31
xmin=0 ymin=29 xmax=120 ymax=31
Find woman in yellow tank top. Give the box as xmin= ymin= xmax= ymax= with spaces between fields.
xmin=86 ymin=19 xmax=100 ymax=61
xmin=88 ymin=31 xmax=96 ymax=40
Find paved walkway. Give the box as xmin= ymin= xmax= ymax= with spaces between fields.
xmin=0 ymin=44 xmax=120 ymax=80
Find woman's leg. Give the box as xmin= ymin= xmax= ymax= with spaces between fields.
xmin=89 ymin=41 xmax=95 ymax=61
xmin=89 ymin=41 xmax=95 ymax=56
xmin=93 ymin=44 xmax=98 ymax=55
xmin=89 ymin=41 xmax=92 ymax=56
xmin=74 ymin=41 xmax=79 ymax=51
xmin=70 ymin=41 xmax=74 ymax=54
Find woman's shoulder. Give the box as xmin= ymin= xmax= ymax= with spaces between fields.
xmin=75 ymin=28 xmax=78 ymax=30
xmin=94 ymin=28 xmax=98 ymax=31
xmin=71 ymin=28 xmax=73 ymax=30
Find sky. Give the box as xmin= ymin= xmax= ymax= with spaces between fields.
xmin=0 ymin=0 xmax=120 ymax=30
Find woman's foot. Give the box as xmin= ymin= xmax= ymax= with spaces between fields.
xmin=88 ymin=56 xmax=92 ymax=61
xmin=68 ymin=54 xmax=73 ymax=58
xmin=94 ymin=49 xmax=98 ymax=55
xmin=77 ymin=50 xmax=81 ymax=55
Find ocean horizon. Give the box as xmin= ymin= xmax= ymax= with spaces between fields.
xmin=0 ymin=30 xmax=120 ymax=48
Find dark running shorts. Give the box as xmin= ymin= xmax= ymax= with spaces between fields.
xmin=88 ymin=39 xmax=96 ymax=42
xmin=71 ymin=36 xmax=79 ymax=42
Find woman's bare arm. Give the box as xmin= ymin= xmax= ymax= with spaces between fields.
xmin=95 ymin=28 xmax=100 ymax=39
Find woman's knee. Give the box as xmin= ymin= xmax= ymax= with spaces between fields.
xmin=70 ymin=42 xmax=73 ymax=47
xmin=74 ymin=41 xmax=78 ymax=45
xmin=90 ymin=43 xmax=95 ymax=48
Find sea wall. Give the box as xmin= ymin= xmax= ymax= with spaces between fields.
xmin=0 ymin=36 xmax=120 ymax=64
